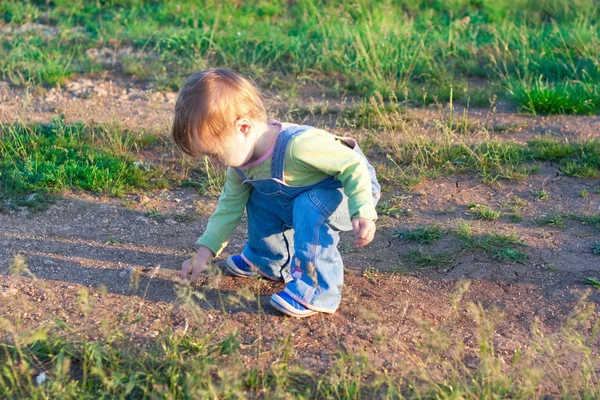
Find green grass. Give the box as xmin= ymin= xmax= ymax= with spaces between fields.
xmin=506 ymin=212 xmax=524 ymax=223
xmin=395 ymin=221 xmax=528 ymax=266
xmin=494 ymin=248 xmax=528 ymax=263
xmin=376 ymin=197 xmax=415 ymax=218
xmin=508 ymin=78 xmax=600 ymax=115
xmin=405 ymin=248 xmax=456 ymax=269
xmin=382 ymin=137 xmax=600 ymax=188
xmin=468 ymin=204 xmax=502 ymax=221
xmin=0 ymin=117 xmax=168 ymax=211
xmin=180 ymin=157 xmax=227 ymax=198
xmin=583 ymin=277 xmax=600 ymax=288
xmin=534 ymin=212 xmax=600 ymax=231
xmin=393 ymin=225 xmax=444 ymax=244
xmin=1 ymin=1 xmax=599 ymax=113
xmin=455 ymin=220 xmax=527 ymax=260
xmin=535 ymin=213 xmax=566 ymax=229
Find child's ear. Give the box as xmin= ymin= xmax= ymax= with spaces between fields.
xmin=235 ymin=118 xmax=252 ymax=136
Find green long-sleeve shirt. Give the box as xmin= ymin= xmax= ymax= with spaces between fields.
xmin=196 ymin=123 xmax=377 ymax=256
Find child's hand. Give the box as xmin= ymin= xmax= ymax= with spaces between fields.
xmin=351 ymin=217 xmax=376 ymax=247
xmin=181 ymin=246 xmax=215 ymax=282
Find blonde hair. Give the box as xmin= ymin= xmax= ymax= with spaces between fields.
xmin=172 ymin=69 xmax=267 ymax=157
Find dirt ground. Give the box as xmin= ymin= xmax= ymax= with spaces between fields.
xmin=1 ymin=78 xmax=600 ymax=380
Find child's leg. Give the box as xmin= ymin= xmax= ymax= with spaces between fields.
xmin=283 ymin=187 xmax=353 ymax=313
xmin=241 ymin=193 xmax=294 ymax=282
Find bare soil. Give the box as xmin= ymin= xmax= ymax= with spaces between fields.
xmin=1 ymin=79 xmax=600 ymax=380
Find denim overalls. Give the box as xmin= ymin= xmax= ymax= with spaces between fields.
xmin=235 ymin=124 xmax=380 ymax=313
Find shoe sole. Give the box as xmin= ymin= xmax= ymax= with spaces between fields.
xmin=225 ymin=257 xmax=260 ymax=278
xmin=270 ymin=294 xmax=318 ymax=318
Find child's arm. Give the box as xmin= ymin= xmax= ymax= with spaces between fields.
xmin=182 ymin=167 xmax=250 ymax=281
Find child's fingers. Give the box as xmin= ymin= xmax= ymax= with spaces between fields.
xmin=352 ymin=219 xmax=375 ymax=246
xmin=190 ymin=265 xmax=203 ymax=282
xmin=181 ymin=259 xmax=192 ymax=279
xmin=354 ymin=229 xmax=375 ymax=246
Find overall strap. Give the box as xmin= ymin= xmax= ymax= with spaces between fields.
xmin=234 ymin=167 xmax=248 ymax=181
xmin=271 ymin=124 xmax=311 ymax=182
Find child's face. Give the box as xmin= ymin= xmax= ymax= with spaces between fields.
xmin=214 ymin=131 xmax=255 ymax=167
xmin=202 ymin=120 xmax=256 ymax=168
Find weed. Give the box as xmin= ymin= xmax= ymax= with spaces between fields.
xmin=339 ymin=242 xmax=357 ymax=255
xmin=182 ymin=157 xmax=226 ymax=198
xmin=506 ymin=212 xmax=524 ymax=223
xmin=376 ymin=197 xmax=415 ymax=218
xmin=172 ymin=213 xmax=197 ymax=223
xmin=362 ymin=267 xmax=379 ymax=280
xmin=146 ymin=207 xmax=163 ymax=219
xmin=405 ymin=249 xmax=456 ymax=269
xmin=535 ymin=214 xmax=565 ymax=229
xmin=532 ymin=189 xmax=549 ymax=201
xmin=494 ymin=248 xmax=528 ymax=263
xmin=569 ymin=213 xmax=600 ymax=230
xmin=468 ymin=204 xmax=502 ymax=221
xmin=105 ymin=237 xmax=121 ymax=245
xmin=437 ymin=208 xmax=455 ymax=215
xmin=393 ymin=225 xmax=444 ymax=244
xmin=578 ymin=189 xmax=589 ymax=198
xmin=545 ymin=263 xmax=557 ymax=272
xmin=593 ymin=243 xmax=600 ymax=255
xmin=583 ymin=277 xmax=600 ymax=289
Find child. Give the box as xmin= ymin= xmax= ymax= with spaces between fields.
xmin=172 ymin=69 xmax=380 ymax=318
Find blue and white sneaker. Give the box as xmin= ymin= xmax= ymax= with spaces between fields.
xmin=270 ymin=291 xmax=319 ymax=318
xmin=225 ymin=255 xmax=261 ymax=278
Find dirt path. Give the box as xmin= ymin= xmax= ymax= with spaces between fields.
xmin=1 ymin=80 xmax=600 ymax=379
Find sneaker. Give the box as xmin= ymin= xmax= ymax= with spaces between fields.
xmin=225 ymin=255 xmax=260 ymax=278
xmin=270 ymin=291 xmax=319 ymax=318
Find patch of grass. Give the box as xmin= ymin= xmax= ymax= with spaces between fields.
xmin=593 ymin=242 xmax=600 ymax=255
xmin=0 ymin=118 xmax=168 ymax=211
xmin=494 ymin=248 xmax=528 ymax=263
xmin=146 ymin=207 xmax=163 ymax=219
xmin=376 ymin=197 xmax=415 ymax=218
xmin=460 ymin=231 xmax=524 ymax=253
xmin=569 ymin=213 xmax=600 ymax=230
xmin=339 ymin=242 xmax=357 ymax=255
xmin=437 ymin=208 xmax=455 ymax=215
xmin=583 ymin=277 xmax=600 ymax=289
xmin=535 ymin=214 xmax=566 ymax=229
xmin=506 ymin=212 xmax=524 ymax=223
xmin=562 ymin=161 xmax=600 ymax=178
xmin=531 ymin=189 xmax=549 ymax=201
xmin=105 ymin=237 xmax=121 ymax=245
xmin=393 ymin=225 xmax=445 ymax=244
xmin=2 ymin=1 xmax=600 ymax=113
xmin=384 ymin=136 xmax=600 ymax=188
xmin=468 ymin=204 xmax=502 ymax=221
xmin=578 ymin=189 xmax=589 ymax=198
xmin=181 ymin=157 xmax=226 ymax=198
xmin=405 ymin=249 xmax=456 ymax=269
xmin=508 ymin=78 xmax=600 ymax=115
xmin=545 ymin=263 xmax=557 ymax=272
xmin=454 ymin=221 xmax=527 ymax=261
xmin=172 ymin=213 xmax=198 ymax=223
